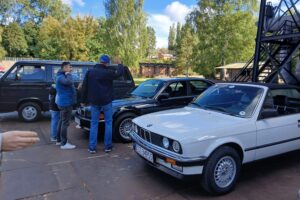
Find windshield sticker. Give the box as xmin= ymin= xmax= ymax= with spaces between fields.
xmin=239 ymin=111 xmax=246 ymax=116
xmin=229 ymin=85 xmax=235 ymax=89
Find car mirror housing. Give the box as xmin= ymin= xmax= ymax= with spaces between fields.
xmin=158 ymin=92 xmax=170 ymax=101
xmin=259 ymin=108 xmax=279 ymax=120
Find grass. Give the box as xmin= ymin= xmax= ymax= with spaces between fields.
xmin=133 ymin=77 xmax=150 ymax=85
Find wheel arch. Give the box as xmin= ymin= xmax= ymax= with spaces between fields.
xmin=17 ymin=98 xmax=43 ymax=110
xmin=204 ymin=139 xmax=244 ymax=163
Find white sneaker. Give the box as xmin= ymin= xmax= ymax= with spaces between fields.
xmin=56 ymin=142 xmax=61 ymax=146
xmin=60 ymin=143 xmax=76 ymax=150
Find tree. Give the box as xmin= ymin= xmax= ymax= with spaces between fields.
xmin=2 ymin=22 xmax=28 ymax=57
xmin=190 ymin=0 xmax=257 ymax=77
xmin=104 ymin=0 xmax=149 ymax=68
xmin=0 ymin=27 xmax=6 ymax=58
xmin=175 ymin=22 xmax=181 ymax=51
xmin=176 ymin=24 xmax=197 ymax=74
xmin=168 ymin=24 xmax=176 ymax=52
xmin=23 ymin=21 xmax=39 ymax=57
xmin=36 ymin=16 xmax=63 ymax=59
xmin=0 ymin=0 xmax=71 ymax=25
xmin=146 ymin=26 xmax=156 ymax=57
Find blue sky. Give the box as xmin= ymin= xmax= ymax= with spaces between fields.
xmin=62 ymin=0 xmax=198 ymax=48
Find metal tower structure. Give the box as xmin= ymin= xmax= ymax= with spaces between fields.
xmin=232 ymin=0 xmax=300 ymax=85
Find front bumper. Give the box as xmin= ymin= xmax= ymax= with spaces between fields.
xmin=130 ymin=132 xmax=206 ymax=179
xmin=74 ymin=113 xmax=104 ymax=130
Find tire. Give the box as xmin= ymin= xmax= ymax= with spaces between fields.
xmin=113 ymin=112 xmax=137 ymax=143
xmin=201 ymin=146 xmax=241 ymax=195
xmin=18 ymin=102 xmax=42 ymax=122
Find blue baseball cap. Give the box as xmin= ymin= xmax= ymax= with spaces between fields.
xmin=99 ymin=54 xmax=110 ymax=64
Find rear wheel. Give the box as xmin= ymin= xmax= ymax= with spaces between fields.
xmin=113 ymin=113 xmax=137 ymax=143
xmin=201 ymin=146 xmax=241 ymax=195
xmin=18 ymin=102 xmax=41 ymax=122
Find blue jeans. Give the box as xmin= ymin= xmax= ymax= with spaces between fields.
xmin=50 ymin=110 xmax=60 ymax=140
xmin=89 ymin=103 xmax=113 ymax=150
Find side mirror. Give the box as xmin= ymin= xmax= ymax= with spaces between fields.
xmin=158 ymin=92 xmax=170 ymax=101
xmin=259 ymin=108 xmax=278 ymax=119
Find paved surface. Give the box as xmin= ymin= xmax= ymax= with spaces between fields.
xmin=0 ymin=112 xmax=300 ymax=200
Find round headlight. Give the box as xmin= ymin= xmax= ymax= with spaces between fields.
xmin=172 ymin=141 xmax=181 ymax=153
xmin=162 ymin=137 xmax=170 ymax=149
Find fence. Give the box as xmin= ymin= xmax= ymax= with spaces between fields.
xmin=1 ymin=57 xmax=40 ymax=61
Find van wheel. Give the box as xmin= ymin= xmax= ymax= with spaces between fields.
xmin=18 ymin=102 xmax=41 ymax=122
xmin=201 ymin=146 xmax=241 ymax=195
xmin=113 ymin=113 xmax=137 ymax=143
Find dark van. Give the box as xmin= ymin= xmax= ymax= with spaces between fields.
xmin=0 ymin=60 xmax=135 ymax=122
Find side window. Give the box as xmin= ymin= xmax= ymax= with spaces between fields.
xmin=163 ymin=81 xmax=187 ymax=97
xmin=5 ymin=67 xmax=18 ymax=80
xmin=51 ymin=66 xmax=88 ymax=82
xmin=189 ymin=80 xmax=210 ymax=95
xmin=15 ymin=65 xmax=46 ymax=81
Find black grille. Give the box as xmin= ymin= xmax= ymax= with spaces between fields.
xmin=136 ymin=126 xmax=162 ymax=146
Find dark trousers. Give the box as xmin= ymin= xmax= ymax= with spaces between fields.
xmin=57 ymin=106 xmax=73 ymax=145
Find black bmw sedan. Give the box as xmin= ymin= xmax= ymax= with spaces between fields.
xmin=75 ymin=77 xmax=214 ymax=142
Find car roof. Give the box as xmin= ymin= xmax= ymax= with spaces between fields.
xmin=218 ymin=82 xmax=300 ymax=90
xmin=150 ymin=77 xmax=213 ymax=82
xmin=15 ymin=60 xmax=96 ymax=65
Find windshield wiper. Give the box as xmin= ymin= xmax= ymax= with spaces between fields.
xmin=203 ymin=105 xmax=227 ymax=113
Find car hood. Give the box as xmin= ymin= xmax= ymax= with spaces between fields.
xmin=112 ymin=95 xmax=149 ymax=107
xmin=132 ymin=106 xmax=252 ymax=142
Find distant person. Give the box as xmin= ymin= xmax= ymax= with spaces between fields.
xmin=81 ymin=55 xmax=124 ymax=153
xmin=49 ymin=84 xmax=60 ymax=142
xmin=55 ymin=62 xmax=77 ymax=150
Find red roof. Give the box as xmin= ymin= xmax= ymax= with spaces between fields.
xmin=0 ymin=66 xmax=5 ymax=72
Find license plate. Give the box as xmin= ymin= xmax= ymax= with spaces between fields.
xmin=75 ymin=117 xmax=80 ymax=125
xmin=135 ymin=144 xmax=154 ymax=163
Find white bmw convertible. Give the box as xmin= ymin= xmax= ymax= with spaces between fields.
xmin=130 ymin=83 xmax=300 ymax=195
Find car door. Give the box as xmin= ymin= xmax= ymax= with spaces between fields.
xmin=155 ymin=81 xmax=190 ymax=111
xmin=255 ymin=88 xmax=300 ymax=160
xmin=113 ymin=67 xmax=135 ymax=99
xmin=0 ymin=63 xmax=48 ymax=112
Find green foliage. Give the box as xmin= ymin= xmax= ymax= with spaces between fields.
xmin=168 ymin=24 xmax=176 ymax=51
xmin=0 ymin=0 xmax=71 ymax=25
xmin=146 ymin=26 xmax=156 ymax=57
xmin=2 ymin=22 xmax=28 ymax=56
xmin=189 ymin=0 xmax=257 ymax=77
xmin=36 ymin=16 xmax=63 ymax=59
xmin=23 ymin=21 xmax=39 ymax=57
xmin=104 ymin=0 xmax=149 ymax=68
xmin=0 ymin=27 xmax=6 ymax=58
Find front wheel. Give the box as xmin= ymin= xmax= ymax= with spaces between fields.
xmin=113 ymin=113 xmax=137 ymax=143
xmin=18 ymin=102 xmax=41 ymax=122
xmin=201 ymin=146 xmax=241 ymax=195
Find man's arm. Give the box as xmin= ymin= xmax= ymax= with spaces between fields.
xmin=1 ymin=131 xmax=39 ymax=152
xmin=57 ymin=73 xmax=73 ymax=86
xmin=80 ymin=70 xmax=89 ymax=104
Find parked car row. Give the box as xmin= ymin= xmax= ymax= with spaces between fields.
xmin=0 ymin=60 xmax=135 ymax=121
xmin=74 ymin=77 xmax=214 ymax=142
xmin=130 ymin=82 xmax=300 ymax=194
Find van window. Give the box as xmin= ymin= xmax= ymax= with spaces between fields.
xmin=51 ymin=66 xmax=89 ymax=82
xmin=6 ymin=65 xmax=46 ymax=81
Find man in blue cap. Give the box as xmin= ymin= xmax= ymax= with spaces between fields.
xmin=81 ymin=55 xmax=124 ymax=153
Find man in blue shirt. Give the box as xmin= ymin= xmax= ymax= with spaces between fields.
xmin=55 ymin=62 xmax=77 ymax=150
xmin=81 ymin=55 xmax=124 ymax=153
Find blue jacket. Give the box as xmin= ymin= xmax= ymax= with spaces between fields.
xmin=55 ymin=70 xmax=76 ymax=107
xmin=81 ymin=64 xmax=124 ymax=106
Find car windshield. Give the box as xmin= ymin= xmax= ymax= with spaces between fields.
xmin=131 ymin=79 xmax=164 ymax=98
xmin=191 ymin=84 xmax=264 ymax=118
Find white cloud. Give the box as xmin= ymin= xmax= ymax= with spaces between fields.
xmin=62 ymin=0 xmax=85 ymax=7
xmin=165 ymin=1 xmax=192 ymax=23
xmin=147 ymin=1 xmax=194 ymax=48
